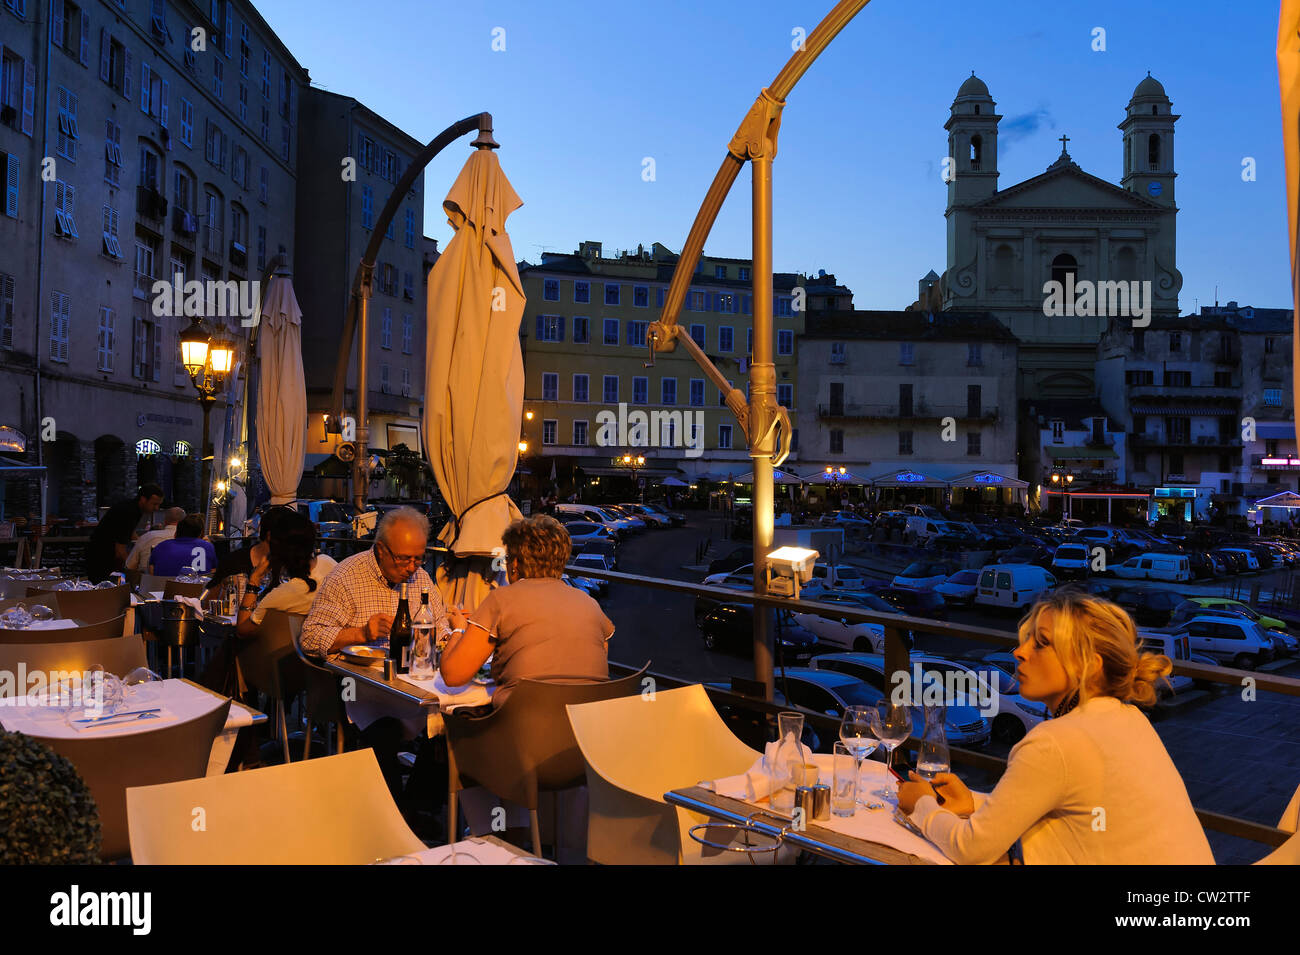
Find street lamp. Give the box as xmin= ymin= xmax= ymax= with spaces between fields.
xmin=180 ymin=316 xmax=237 ymax=516
xmin=620 ymin=452 xmax=646 ymax=502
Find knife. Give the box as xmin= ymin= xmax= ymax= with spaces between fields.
xmin=73 ymin=707 xmax=162 ymax=723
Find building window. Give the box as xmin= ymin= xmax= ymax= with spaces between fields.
xmin=830 ymin=430 xmax=844 ymax=454
xmin=403 ymin=271 xmax=413 ymax=300
xmin=205 ymin=121 xmax=227 ymax=170
xmin=1051 ymin=419 xmax=1064 ymax=443
xmin=967 ymin=384 xmax=981 ymax=418
xmin=574 ymin=280 xmax=589 ymax=304
xmin=179 ymin=98 xmax=193 ymax=147
xmin=573 ymin=374 xmax=588 ymax=402
xmin=542 ymin=420 xmax=557 ymax=445
xmin=718 ymin=424 xmax=732 ymax=450
xmin=898 ymin=383 xmax=913 ymax=417
xmin=739 ymin=267 xmax=750 ymax=281
xmin=603 ymin=375 xmax=618 ymax=404
xmin=0 ymin=272 xmax=14 ymax=350
xmin=131 ymin=314 xmax=160 ymax=379
xmin=1164 ymin=370 xmax=1191 ymax=387
xmin=261 ymin=50 xmax=271 ymax=98
xmin=719 ymin=293 xmax=736 ymax=313
xmin=1213 ymin=370 xmax=1231 ymax=388
xmin=661 ymin=378 xmax=676 ymax=406
xmin=53 ymin=180 xmax=78 ymax=237
xmin=542 ymin=373 xmax=558 ymax=401
xmin=1169 ymin=331 xmax=1182 ymax=352
xmin=830 ymin=342 xmax=846 ymax=364
xmin=213 ymin=57 xmax=224 ymax=98
xmin=690 ymin=324 xmax=705 ymax=349
xmin=572 ymin=420 xmax=588 ymax=446
xmin=898 ymin=430 xmax=913 ymax=455
xmin=49 ymin=291 xmax=70 ymax=362
xmin=543 ymin=278 xmax=559 ymax=301
xmin=404 ymin=208 xmax=415 ymax=249
xmin=777 ymin=329 xmax=793 ymax=356
xmin=899 ymin=342 xmax=914 ymax=365
xmin=690 ymin=379 xmax=705 ymax=407
xmin=777 ymin=383 xmax=792 ymax=407
xmin=967 ymin=432 xmax=981 ymax=456
xmin=776 ymin=296 xmax=793 ymax=317
xmin=55 ymin=87 xmax=78 ymax=161
xmin=260 ymin=106 xmax=269 ymax=142
xmin=256 ymin=225 xmax=266 ymax=270
xmin=714 ymin=265 xmax=726 ymax=280
xmin=1265 ymin=337 xmax=1276 ymax=354
xmin=97 ymin=306 xmax=115 ymax=372
xmin=572 ymin=316 xmax=589 ymax=343
xmin=100 ymin=204 xmax=121 ymax=258
xmin=103 ymin=121 xmax=122 ymax=187
xmin=604 ymin=283 xmax=620 ymax=306
xmin=632 ymin=377 xmax=648 ymax=405
xmin=1169 ymin=452 xmax=1184 ymax=475
xmin=626 ymin=320 xmax=647 ymax=347
xmin=633 ymin=286 xmax=648 ymax=308
xmin=967 ymin=343 xmax=982 ymax=366
xmin=402 ymin=314 xmax=412 ymax=354
xmin=688 ymin=290 xmax=705 ymax=311
xmin=1265 ymin=388 xmax=1283 ymax=407
xmin=380 ymin=308 xmax=392 ymax=349
xmin=718 ymin=326 xmax=734 ymax=353
xmin=746 ymin=328 xmax=753 ymax=356
xmin=603 ymin=318 xmax=618 ymax=346
xmin=361 ymin=185 xmax=373 ymax=229
xmin=537 ymin=315 xmax=564 ymax=343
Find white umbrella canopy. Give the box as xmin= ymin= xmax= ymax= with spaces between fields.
xmin=255 ymin=276 xmax=307 ymax=506
xmin=423 ymin=148 xmax=525 ymax=611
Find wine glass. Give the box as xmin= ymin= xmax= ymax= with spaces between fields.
xmin=869 ymin=700 xmax=913 ymax=804
xmin=838 ymin=705 xmax=883 ymax=810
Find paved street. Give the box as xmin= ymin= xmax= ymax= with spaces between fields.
xmin=599 ymin=510 xmax=1300 ymax=864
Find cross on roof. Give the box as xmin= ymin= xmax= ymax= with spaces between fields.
xmin=1059 ymin=134 xmax=1070 ymax=152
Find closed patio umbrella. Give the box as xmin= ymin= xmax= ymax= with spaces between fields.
xmin=1278 ymin=1 xmax=1300 ymax=418
xmin=255 ymin=276 xmax=306 ymax=506
xmin=423 ymin=147 xmax=525 ymax=611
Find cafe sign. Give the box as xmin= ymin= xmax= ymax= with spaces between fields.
xmin=135 ymin=439 xmax=161 ymax=457
xmin=894 ymin=471 xmax=926 ymax=483
xmin=972 ymin=473 xmax=1003 ymax=485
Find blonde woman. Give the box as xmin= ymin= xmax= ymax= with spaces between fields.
xmin=897 ymin=592 xmax=1214 ymax=864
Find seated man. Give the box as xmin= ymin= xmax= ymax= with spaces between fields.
xmin=301 ymin=506 xmax=452 ymax=808
xmin=149 ymin=514 xmax=217 ymax=576
xmin=125 ymin=506 xmax=186 ymax=572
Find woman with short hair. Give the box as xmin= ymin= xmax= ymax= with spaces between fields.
xmin=898 ymin=592 xmax=1214 ymax=864
xmin=440 ymin=515 xmax=613 ymax=707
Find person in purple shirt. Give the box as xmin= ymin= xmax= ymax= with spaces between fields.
xmin=149 ymin=514 xmax=217 ymax=577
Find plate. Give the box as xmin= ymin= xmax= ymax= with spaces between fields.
xmin=341 ymin=645 xmax=387 ymax=666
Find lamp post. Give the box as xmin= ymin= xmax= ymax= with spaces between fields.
xmin=824 ymin=465 xmax=847 ymax=510
xmin=180 ymin=316 xmax=236 ymax=516
xmin=620 ymin=452 xmax=646 ymax=502
xmin=1049 ymin=469 xmax=1075 ymax=520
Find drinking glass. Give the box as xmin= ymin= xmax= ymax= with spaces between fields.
xmin=831 ymin=742 xmax=858 ymax=817
xmin=838 ymin=705 xmax=883 ymax=809
xmin=28 ymin=603 xmax=55 ymax=621
xmin=869 ymin=701 xmax=913 ymax=804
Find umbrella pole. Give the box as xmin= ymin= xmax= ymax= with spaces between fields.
xmin=750 ymin=152 xmax=776 ymax=700
xmin=352 ymin=264 xmax=373 ymax=514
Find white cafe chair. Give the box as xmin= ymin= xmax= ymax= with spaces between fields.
xmin=567 ymin=683 xmax=768 ymax=865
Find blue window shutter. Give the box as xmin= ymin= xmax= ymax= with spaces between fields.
xmin=535 ymin=315 xmax=544 ymax=341
xmin=557 ymin=315 xmax=565 ymax=341
xmin=626 ymin=320 xmax=634 ymax=345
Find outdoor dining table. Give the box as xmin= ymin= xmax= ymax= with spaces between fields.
xmin=0 ymin=678 xmax=267 ymax=776
xmin=322 ymin=655 xmax=493 ymax=736
xmin=665 ymin=758 xmax=953 ymax=866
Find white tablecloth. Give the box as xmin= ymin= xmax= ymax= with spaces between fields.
xmin=401 ymin=839 xmax=544 ymax=866
xmin=713 ymin=753 xmax=953 ymax=865
xmin=22 ymin=619 xmax=78 ymax=630
xmin=0 ymin=678 xmax=256 ymax=777
xmin=342 ymin=666 xmax=492 ymax=738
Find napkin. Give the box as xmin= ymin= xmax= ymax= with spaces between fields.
xmin=713 ymin=740 xmax=833 ymax=802
xmin=175 ymin=595 xmax=205 ymax=619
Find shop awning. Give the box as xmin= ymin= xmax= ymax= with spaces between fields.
xmin=946 ymin=469 xmax=1028 ymax=489
xmin=1047 ymin=446 xmax=1118 ymax=460
xmin=1130 ymin=406 xmax=1236 ymax=416
xmin=868 ymin=468 xmax=946 ymax=488
xmin=1257 ymin=421 xmax=1296 ymax=440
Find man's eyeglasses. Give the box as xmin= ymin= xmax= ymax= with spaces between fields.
xmin=378 ymin=541 xmax=425 ymax=567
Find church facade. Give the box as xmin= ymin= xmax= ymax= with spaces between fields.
xmin=939 ymin=73 xmax=1183 ymax=399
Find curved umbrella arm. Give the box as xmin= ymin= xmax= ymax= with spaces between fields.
xmin=328 ymin=112 xmax=495 ymax=421
xmin=645 ymin=0 xmax=873 ymax=441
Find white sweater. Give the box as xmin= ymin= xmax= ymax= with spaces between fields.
xmin=909 ymin=695 xmax=1214 ymax=864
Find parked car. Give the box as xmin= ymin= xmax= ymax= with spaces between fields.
xmin=601 ymin=505 xmax=647 ymax=532
xmin=563 ymin=521 xmax=618 ymax=552
xmin=1216 ymin=547 xmax=1261 ymax=572
xmin=994 ymin=545 xmax=1055 ymax=569
xmin=1149 ymin=617 xmax=1274 ymax=670
xmin=617 ymin=503 xmax=670 ymax=528
xmin=698 ymin=604 xmax=819 ymax=662
xmin=1183 ymin=597 xmax=1288 ymax=634
xmin=891 ymin=560 xmax=957 ymax=592
xmin=903 ymin=505 xmax=944 ymax=518
xmin=1129 ymin=631 xmax=1197 ymax=697
xmin=1209 ymin=548 xmax=1249 ymax=575
xmin=806 ymin=654 xmax=993 ymax=747
xmin=707 ymin=545 xmax=752 ymax=576
xmin=790 ymin=607 xmax=890 ymax=654
xmin=578 ymin=539 xmax=619 ymax=570
xmin=555 ymin=503 xmax=633 ymax=538
xmin=693 ymin=579 xmax=753 ymax=624
xmin=561 ymin=573 xmax=602 ymax=599
xmin=974 ymin=564 xmax=1057 ymax=611
xmin=877 ymin=586 xmax=948 ymax=620
xmin=1111 ymin=552 xmax=1191 ymax=583
xmin=568 ymin=552 xmax=613 ymax=594
xmin=641 ymin=502 xmax=686 ymax=526
xmin=1113 ymin=587 xmax=1187 ymax=628
xmin=1050 ymin=542 xmax=1092 ymax=579
xmin=829 ymin=510 xmax=872 ymax=529
xmin=935 ymin=569 xmax=981 ymax=606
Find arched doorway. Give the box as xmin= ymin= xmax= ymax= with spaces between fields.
xmin=49 ymin=433 xmax=84 ymax=522
xmin=1050 ymin=253 xmax=1078 ymax=290
xmin=172 ymin=445 xmax=197 ymax=511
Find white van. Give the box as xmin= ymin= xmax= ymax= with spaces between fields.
xmin=1171 ymin=617 xmax=1274 ymax=669
xmin=975 ymin=563 xmax=1057 ymax=611
xmin=905 ymin=516 xmax=948 ymax=543
xmin=1134 ymin=631 xmax=1195 ymax=696
xmin=1111 ymin=552 xmax=1190 ymax=582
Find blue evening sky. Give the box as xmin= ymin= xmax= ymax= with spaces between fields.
xmin=259 ymin=0 xmax=1290 ymax=312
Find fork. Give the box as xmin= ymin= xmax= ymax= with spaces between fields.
xmin=73 ymin=708 xmax=161 ymax=723
xmin=78 ymin=712 xmax=161 ymax=727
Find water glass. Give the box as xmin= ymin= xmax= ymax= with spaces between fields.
xmin=831 ymin=743 xmax=857 ymax=817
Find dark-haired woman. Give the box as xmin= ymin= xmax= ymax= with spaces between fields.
xmin=235 ymin=512 xmax=337 ymax=637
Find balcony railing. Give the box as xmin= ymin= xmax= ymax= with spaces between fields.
xmin=203 ymin=225 xmax=223 ymax=257
xmin=133 ymin=269 xmax=155 ymax=298
xmin=172 ymin=206 xmax=198 ymax=237
xmin=1128 ymin=383 xmax=1239 ymax=401
xmin=1130 ymin=433 xmax=1241 ymax=450
xmin=817 ymin=403 xmax=998 ymax=422
xmin=136 ymin=185 xmax=167 ymax=221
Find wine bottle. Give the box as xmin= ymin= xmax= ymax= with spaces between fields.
xmin=390 ymin=583 xmax=412 ymax=675
xmin=412 ymin=588 xmax=435 ymax=674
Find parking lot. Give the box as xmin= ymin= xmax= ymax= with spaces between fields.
xmin=590 ymin=509 xmax=1300 ymax=864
